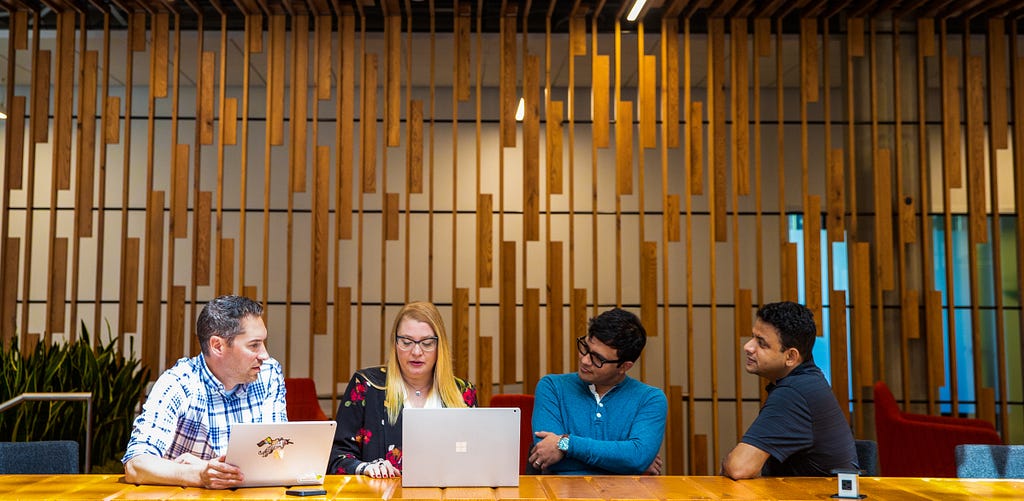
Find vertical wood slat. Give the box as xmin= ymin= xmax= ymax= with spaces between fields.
xmin=965 ymin=56 xmax=987 ymax=244
xmin=691 ymin=434 xmax=708 ymax=475
xmin=290 ymin=15 xmax=309 ymax=192
xmin=978 ymin=387 xmax=996 ymax=425
xmin=172 ymin=144 xmax=189 ymax=238
xmin=665 ymin=19 xmax=679 ymax=149
xmin=7 ymin=97 xmax=26 ymax=190
xmin=918 ymin=19 xmax=935 ymax=57
xmin=166 ymin=286 xmax=185 ymax=366
xmin=592 ymin=55 xmax=610 ymax=148
xmin=103 ymin=96 xmax=121 ymax=144
xmin=268 ymin=15 xmax=286 ymax=146
xmin=362 ymin=53 xmax=379 ymax=193
xmin=337 ymin=12 xmax=355 ymax=239
xmin=152 ymin=13 xmax=169 ymax=98
xmin=942 ymin=54 xmax=962 ymax=189
xmin=666 ymin=194 xmax=680 ymax=242
xmin=781 ymin=243 xmax=799 ymax=302
xmin=248 ymin=14 xmax=263 ymax=53
xmin=223 ymin=98 xmax=238 ymax=145
xmin=640 ymin=241 xmax=658 ymax=335
xmin=827 ymin=149 xmax=845 ymax=242
xmin=119 ymin=238 xmax=140 ymax=333
xmin=76 ymin=51 xmax=98 ymax=237
xmin=198 ymin=51 xmax=215 ymax=145
xmin=667 ymin=385 xmax=683 ymax=474
xmin=476 ymin=336 xmax=493 ymax=408
xmin=477 ymin=194 xmax=493 ymax=288
xmin=1 ymin=239 xmax=19 ymax=338
xmin=547 ymin=101 xmax=564 ymax=194
xmin=12 ymin=11 xmax=28 ymax=49
xmin=547 ymin=241 xmax=564 ymax=374
xmin=316 ymin=15 xmax=332 ymax=100
xmin=616 ymin=101 xmax=633 ymax=195
xmin=731 ymin=18 xmax=749 ymax=195
xmin=986 ymin=19 xmax=1007 ymax=150
xmin=32 ymin=50 xmax=51 ymax=144
xmin=500 ymin=241 xmax=517 ymax=384
xmin=925 ymin=290 xmax=945 ymax=392
xmin=312 ymin=146 xmax=330 ymax=334
xmin=804 ymin=195 xmax=822 ymax=329
xmin=570 ymin=288 xmax=588 ymax=373
xmin=874 ymin=149 xmax=895 ymax=290
xmin=46 ymin=238 xmax=68 ymax=337
xmin=384 ymin=193 xmax=399 ymax=241
xmin=524 ymin=288 xmax=540 ymax=394
xmin=196 ymin=191 xmax=211 ymax=286
xmin=710 ymin=19 xmax=726 ymax=243
xmin=501 ymin=7 xmax=518 ymax=148
xmin=385 ymin=15 xmax=401 ymax=147
xmin=22 ymin=334 xmax=40 ymax=358
xmin=524 ymin=55 xmax=540 ymax=241
xmin=900 ymin=195 xmax=917 ymax=243
xmin=570 ymin=14 xmax=586 ymax=56
xmin=143 ymin=192 xmax=166 ymax=374
xmin=53 ymin=13 xmax=75 ymax=190
xmin=829 ymin=291 xmax=850 ymax=421
xmin=902 ymin=290 xmax=920 ymax=340
xmin=755 ymin=18 xmax=771 ymax=57
xmin=640 ymin=55 xmax=657 ymax=148
xmin=453 ymin=288 xmax=470 ymax=379
xmin=455 ymin=6 xmax=471 ymax=101
xmin=800 ymin=18 xmax=819 ymax=103
xmin=218 ymin=238 xmax=234 ymax=295
xmin=408 ymin=100 xmax=423 ymax=193
xmin=851 ymin=242 xmax=873 ymax=385
xmin=690 ymin=101 xmax=704 ymax=195
xmin=335 ymin=287 xmax=352 ymax=385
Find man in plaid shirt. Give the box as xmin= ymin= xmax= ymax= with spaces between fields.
xmin=123 ymin=295 xmax=287 ymax=489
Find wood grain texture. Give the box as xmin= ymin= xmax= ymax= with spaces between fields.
xmin=900 ymin=195 xmax=916 ymax=244
xmin=408 ymin=100 xmax=423 ymax=193
xmin=848 ymin=18 xmax=864 ymax=57
xmin=199 ymin=51 xmax=215 ymax=145
xmin=524 ymin=55 xmax=540 ymax=241
xmin=641 ymin=241 xmax=658 ymax=336
xmin=455 ymin=7 xmax=471 ymax=101
xmin=965 ymin=56 xmax=987 ymax=244
xmin=640 ymin=55 xmax=657 ymax=148
xmin=143 ymin=192 xmax=166 ymax=374
xmin=917 ymin=18 xmax=935 ymax=57
xmin=152 ymin=13 xmax=168 ymax=98
xmin=593 ymin=55 xmax=610 ymax=148
xmin=710 ymin=19 xmax=725 ymax=242
xmin=12 ymin=11 xmax=28 ymax=50
xmin=312 ymin=146 xmax=330 ymax=334
xmin=477 ymin=194 xmax=493 ymax=288
xmin=31 ymin=50 xmax=50 ymax=144
xmin=781 ymin=243 xmax=798 ymax=302
xmin=453 ymin=288 xmax=469 ymax=379
xmin=385 ymin=15 xmax=401 ymax=147
xmin=120 ymin=238 xmax=140 ymax=333
xmin=524 ymin=288 xmax=540 ymax=394
xmin=476 ymin=336 xmax=493 ymax=408
xmin=166 ymin=286 xmax=185 ymax=365
xmin=874 ymin=149 xmax=895 ymax=290
xmin=666 ymin=194 xmax=680 ymax=242
xmin=547 ymin=101 xmax=564 ymax=194
xmin=385 ymin=193 xmax=399 ymax=241
xmin=171 ymin=144 xmax=189 ymax=239
xmin=942 ymin=54 xmax=962 ymax=189
xmin=7 ymin=96 xmax=26 ymax=190
xmin=46 ymin=238 xmax=68 ymax=337
xmin=925 ymin=290 xmax=944 ymax=392
xmin=501 ymin=8 xmax=517 ymax=148
xmin=218 ymin=238 xmax=234 ymax=296
xmin=978 ymin=387 xmax=996 ymax=425
xmin=616 ymin=101 xmax=633 ymax=195
xmin=692 ymin=434 xmax=708 ymax=475
xmin=570 ymin=288 xmax=588 ymax=373
xmin=103 ymin=96 xmax=120 ymax=144
xmin=223 ymin=98 xmax=238 ymax=145
xmin=800 ymin=18 xmax=819 ymax=103
xmin=902 ymin=289 xmax=920 ymax=340
xmin=665 ymin=19 xmax=679 ymax=149
xmin=337 ymin=12 xmax=355 ymax=239
xmin=316 ymin=15 xmax=332 ymax=100
xmin=248 ymin=14 xmax=263 ymax=53
xmin=76 ymin=51 xmax=98 ymax=237
xmin=986 ymin=19 xmax=1007 ymax=150
xmin=570 ymin=14 xmax=586 ymax=56
xmin=1 ymin=239 xmax=20 ymax=340
xmin=804 ymin=195 xmax=822 ymax=329
xmin=362 ymin=53 xmax=379 ymax=193
xmin=547 ymin=241 xmax=563 ymax=374
xmin=290 ymin=15 xmax=309 ymax=192
xmin=667 ymin=385 xmax=683 ymax=474
xmin=690 ymin=101 xmax=703 ymax=195
xmin=501 ymin=241 xmax=517 ymax=384
xmin=196 ymin=191 xmax=211 ymax=286
xmin=827 ymin=149 xmax=845 ymax=242
xmin=754 ymin=18 xmax=770 ymax=57
xmin=335 ymin=287 xmax=352 ymax=385
xmin=733 ymin=21 xmax=750 ymax=196
xmin=268 ymin=15 xmax=286 ymax=146
xmin=851 ymin=242 xmax=872 ymax=385
xmin=829 ymin=291 xmax=850 ymax=421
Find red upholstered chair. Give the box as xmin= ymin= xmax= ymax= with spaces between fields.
xmin=873 ymin=380 xmax=1002 ymax=477
xmin=285 ymin=378 xmax=330 ymax=421
xmin=489 ymin=393 xmax=535 ymax=474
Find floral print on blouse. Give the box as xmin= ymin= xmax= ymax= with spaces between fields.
xmin=326 ymin=366 xmax=477 ymax=474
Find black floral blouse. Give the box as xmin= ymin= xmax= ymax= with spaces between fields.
xmin=326 ymin=365 xmax=477 ymax=474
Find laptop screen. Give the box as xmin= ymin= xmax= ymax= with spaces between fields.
xmin=401 ymin=407 xmax=521 ymax=487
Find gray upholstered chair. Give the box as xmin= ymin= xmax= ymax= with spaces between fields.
xmin=0 ymin=440 xmax=80 ymax=474
xmin=955 ymin=444 xmax=1024 ymax=479
xmin=855 ymin=439 xmax=879 ymax=476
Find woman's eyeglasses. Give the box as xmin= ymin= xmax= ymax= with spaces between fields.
xmin=396 ymin=335 xmax=440 ymax=352
xmin=575 ymin=336 xmax=622 ymax=368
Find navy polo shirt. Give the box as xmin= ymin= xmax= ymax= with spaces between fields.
xmin=741 ymin=361 xmax=858 ymax=476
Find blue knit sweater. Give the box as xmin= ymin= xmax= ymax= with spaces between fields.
xmin=532 ymin=373 xmax=668 ymax=475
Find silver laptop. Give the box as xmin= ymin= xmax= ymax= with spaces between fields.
xmin=402 ymin=407 xmax=520 ymax=487
xmin=225 ymin=421 xmax=336 ymax=487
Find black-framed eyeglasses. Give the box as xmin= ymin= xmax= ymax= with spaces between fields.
xmin=576 ymin=336 xmax=623 ymax=368
xmin=396 ymin=335 xmax=440 ymax=352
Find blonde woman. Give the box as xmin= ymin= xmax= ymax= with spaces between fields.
xmin=327 ymin=302 xmax=477 ymax=478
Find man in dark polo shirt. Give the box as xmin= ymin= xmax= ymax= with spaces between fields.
xmin=721 ymin=301 xmax=857 ymax=479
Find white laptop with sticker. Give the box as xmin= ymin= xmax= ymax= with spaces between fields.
xmin=402 ymin=407 xmax=520 ymax=487
xmin=225 ymin=421 xmax=336 ymax=487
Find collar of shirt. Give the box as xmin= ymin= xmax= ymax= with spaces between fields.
xmin=196 ymin=353 xmax=249 ymax=397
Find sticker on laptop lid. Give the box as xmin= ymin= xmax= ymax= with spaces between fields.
xmin=256 ymin=436 xmax=295 ymax=458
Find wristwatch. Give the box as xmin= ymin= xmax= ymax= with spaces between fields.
xmin=557 ymin=434 xmax=570 ymax=453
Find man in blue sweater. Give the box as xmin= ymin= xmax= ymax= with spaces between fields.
xmin=721 ymin=301 xmax=857 ymax=479
xmin=529 ymin=308 xmax=667 ymax=475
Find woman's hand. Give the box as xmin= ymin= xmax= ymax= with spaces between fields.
xmin=362 ymin=459 xmax=401 ymax=478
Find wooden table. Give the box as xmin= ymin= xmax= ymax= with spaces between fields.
xmin=0 ymin=474 xmax=1021 ymax=500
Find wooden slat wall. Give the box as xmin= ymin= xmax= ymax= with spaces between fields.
xmin=2 ymin=4 xmax=1022 ymax=474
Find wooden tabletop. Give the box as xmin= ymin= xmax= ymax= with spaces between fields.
xmin=0 ymin=474 xmax=1021 ymax=500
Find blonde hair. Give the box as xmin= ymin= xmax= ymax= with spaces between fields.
xmin=384 ymin=302 xmax=468 ymax=424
